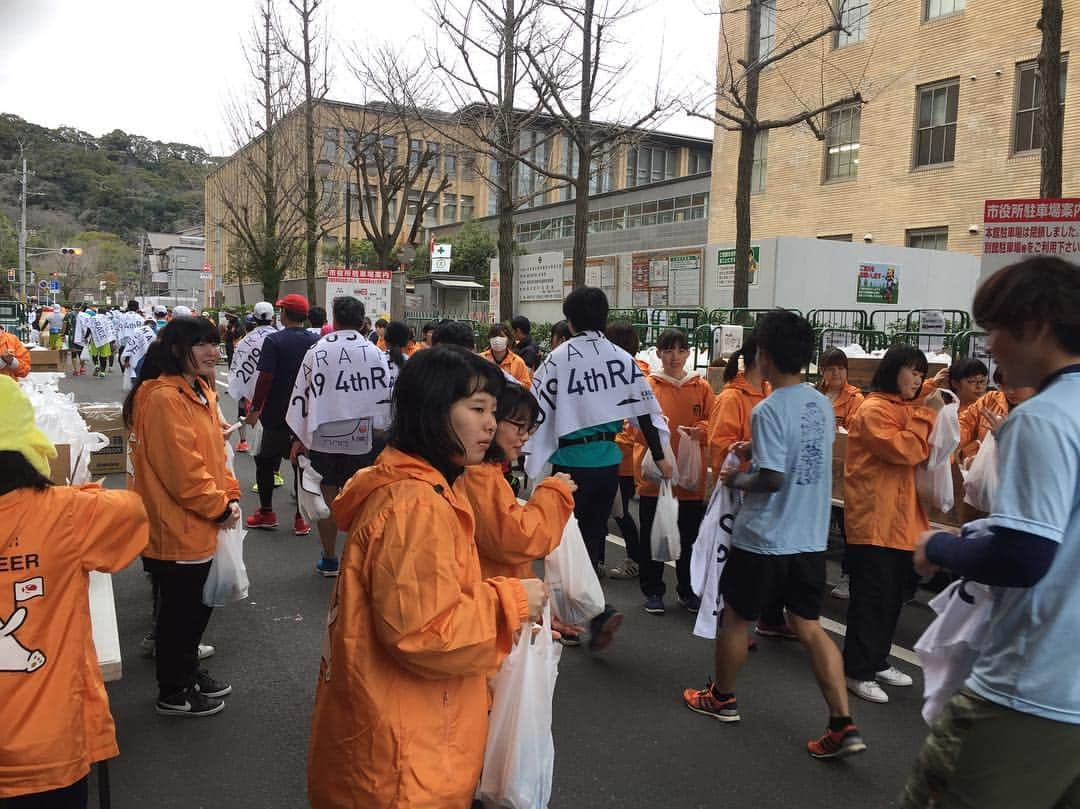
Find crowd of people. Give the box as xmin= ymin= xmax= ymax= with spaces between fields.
xmin=1 ymin=255 xmax=1078 ymax=808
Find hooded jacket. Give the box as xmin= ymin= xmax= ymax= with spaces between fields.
xmin=456 ymin=462 xmax=574 ymax=579
xmin=825 ymin=383 xmax=865 ymax=430
xmin=0 ymin=485 xmax=148 ymax=799
xmin=615 ymin=359 xmax=652 ymax=476
xmin=0 ymin=331 xmax=30 ymax=380
xmin=843 ymin=392 xmax=936 ymax=551
xmin=707 ymin=372 xmax=771 ymax=474
xmin=308 ymin=447 xmax=529 ymax=809
xmin=958 ymin=389 xmax=1008 ymax=462
xmin=127 ymin=375 xmax=240 ymax=561
xmin=634 ymin=371 xmax=714 ymax=500
xmin=481 ymin=348 xmax=532 ymax=389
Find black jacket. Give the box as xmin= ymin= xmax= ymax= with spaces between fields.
xmin=513 ymin=336 xmax=540 ymax=370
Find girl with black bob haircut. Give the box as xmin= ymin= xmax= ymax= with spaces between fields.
xmin=723 ymin=334 xmax=760 ymax=383
xmin=383 ymin=320 xmax=411 ymax=372
xmin=869 ymin=344 xmax=929 ymax=398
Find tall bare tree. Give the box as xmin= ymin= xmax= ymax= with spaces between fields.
xmin=1038 ymin=0 xmax=1064 ymax=198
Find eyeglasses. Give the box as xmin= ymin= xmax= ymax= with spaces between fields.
xmin=503 ymin=419 xmax=536 ymax=436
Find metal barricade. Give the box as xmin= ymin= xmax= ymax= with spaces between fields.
xmin=890 ymin=331 xmax=957 ymax=355
xmin=869 ymin=309 xmax=912 ymax=335
xmin=807 ymin=309 xmax=869 ymax=331
xmin=905 ymin=310 xmax=972 ymax=333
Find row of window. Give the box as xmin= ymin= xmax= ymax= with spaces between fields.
xmin=749 ymin=59 xmax=1067 ymax=191
xmin=515 ymin=192 xmax=709 ymax=243
xmin=818 ymin=227 xmax=949 ymax=250
xmin=321 ymin=182 xmax=476 ymax=226
xmin=321 ymin=129 xmax=479 ymax=182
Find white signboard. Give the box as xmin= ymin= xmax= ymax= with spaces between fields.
xmin=918 ymin=309 xmax=947 ymax=353
xmin=489 ymin=258 xmax=501 ymax=324
xmin=325 ymin=267 xmax=392 ymax=323
xmin=667 ymin=254 xmax=701 ymax=307
xmin=711 ymin=324 xmax=744 ymax=359
xmin=518 ymin=252 xmax=564 ymax=302
xmin=432 ymin=243 xmax=452 ymax=259
xmin=431 ymin=257 xmax=452 ymax=273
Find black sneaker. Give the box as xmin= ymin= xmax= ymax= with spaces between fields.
xmin=194 ymin=669 xmax=233 ymax=698
xmin=155 ymin=688 xmax=225 ymax=718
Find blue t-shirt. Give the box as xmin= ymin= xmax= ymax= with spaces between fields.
xmin=732 ymin=384 xmax=834 ymax=555
xmin=966 ymin=368 xmax=1080 ymax=724
xmin=257 ymin=326 xmax=318 ymax=430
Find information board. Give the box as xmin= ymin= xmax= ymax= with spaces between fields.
xmin=518 ymin=252 xmax=564 ymax=301
xmin=325 ymin=267 xmax=392 ymax=323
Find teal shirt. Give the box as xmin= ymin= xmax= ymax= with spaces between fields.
xmin=548 ymin=421 xmax=623 ymax=468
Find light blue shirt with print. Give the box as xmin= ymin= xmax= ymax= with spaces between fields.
xmin=966 ymin=369 xmax=1080 ymax=724
xmin=732 ymin=383 xmax=834 ymax=555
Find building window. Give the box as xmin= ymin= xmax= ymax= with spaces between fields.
xmin=461 ymin=150 xmax=476 ymax=181
xmin=408 ymin=139 xmax=422 ymax=168
xmin=688 ymin=149 xmax=712 ymax=174
xmin=460 ymin=194 xmax=475 ymax=220
xmin=915 ymin=80 xmax=959 ymax=167
xmin=759 ymin=0 xmax=777 ymax=60
xmin=751 ymin=131 xmax=768 ymax=193
xmin=924 ymin=0 xmax=964 ymax=21
xmin=444 ymin=145 xmax=457 ymax=176
xmin=1015 ymin=59 xmax=1068 ymax=153
xmin=321 ymin=128 xmax=338 ymax=163
xmin=343 ymin=129 xmax=359 ymax=163
xmin=906 ymin=227 xmax=949 ymax=251
xmin=818 ymin=233 xmax=853 ymax=241
xmin=626 ymin=145 xmax=676 ymax=188
xmin=442 ymin=193 xmax=457 ymax=223
xmin=825 ymin=105 xmax=860 ymax=180
xmin=836 ymin=0 xmax=867 ymax=47
xmin=381 ymin=135 xmax=397 ymax=165
xmin=321 ymin=178 xmax=338 ymax=210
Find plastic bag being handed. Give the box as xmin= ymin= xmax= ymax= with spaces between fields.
xmin=963 ymin=433 xmax=998 ymax=513
xmin=651 ymin=480 xmax=681 ymax=563
xmin=675 ymin=427 xmax=703 ymax=491
xmin=642 ymin=436 xmax=679 ymax=489
xmin=478 ymin=602 xmax=561 ymax=809
xmin=544 ymin=516 xmax=605 ymax=627
xmin=202 ymin=517 xmax=250 ymax=607
xmin=916 ymin=401 xmax=960 ymax=512
xmin=297 ymin=454 xmax=331 ymax=524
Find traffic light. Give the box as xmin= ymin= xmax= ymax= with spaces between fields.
xmin=60 ymin=247 xmax=83 ymax=256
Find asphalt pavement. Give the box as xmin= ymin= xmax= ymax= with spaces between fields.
xmin=62 ymin=363 xmax=937 ymax=809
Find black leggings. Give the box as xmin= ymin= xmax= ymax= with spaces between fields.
xmin=145 ymin=559 xmax=214 ymax=698
xmin=613 ymin=475 xmax=639 ymax=562
xmin=636 ymin=496 xmax=704 ymax=598
xmin=0 ymin=776 xmax=89 ymax=809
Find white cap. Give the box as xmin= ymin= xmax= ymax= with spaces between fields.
xmin=172 ymin=305 xmax=194 ymax=318
xmin=252 ymin=301 xmax=274 ymax=322
xmin=153 ymin=305 xmax=167 ymax=316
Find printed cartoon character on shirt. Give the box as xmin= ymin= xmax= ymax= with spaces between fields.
xmin=0 ymin=577 xmax=48 ymax=673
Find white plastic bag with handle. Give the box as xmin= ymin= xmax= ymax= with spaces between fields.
xmin=963 ymin=433 xmax=999 ymax=513
xmin=651 ymin=480 xmax=681 ymax=563
xmin=478 ymin=602 xmax=561 ymax=809
xmin=297 ymin=454 xmax=331 ymax=523
xmin=544 ymin=516 xmax=604 ymax=627
xmin=916 ymin=401 xmax=960 ymax=512
xmin=675 ymin=427 xmax=703 ymax=491
xmin=246 ymin=421 xmax=264 ymax=457
xmin=202 ymin=516 xmax=250 ymax=607
xmin=642 ymin=438 xmax=679 ymax=489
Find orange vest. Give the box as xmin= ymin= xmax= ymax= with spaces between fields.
xmin=308 ymin=447 xmax=528 ymax=809
xmin=843 ymin=393 xmax=937 ymax=550
xmin=481 ymin=348 xmax=532 ymax=389
xmin=456 ymin=462 xmax=574 ymax=579
xmin=706 ymin=373 xmax=770 ymax=473
xmin=0 ymin=486 xmax=148 ymax=798
xmin=634 ymin=372 xmax=715 ymax=500
xmin=127 ymin=375 xmax=241 ymax=561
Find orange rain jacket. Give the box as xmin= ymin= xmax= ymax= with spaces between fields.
xmin=706 ymin=373 xmax=770 ymax=474
xmin=0 ymin=485 xmax=148 ymax=799
xmin=958 ymin=389 xmax=1008 ymax=462
xmin=633 ymin=371 xmax=714 ymax=501
xmin=825 ymin=383 xmax=865 ymax=430
xmin=0 ymin=331 xmax=31 ymax=380
xmin=307 ymin=447 xmax=529 ymax=809
xmin=481 ymin=348 xmax=532 ymax=389
xmin=127 ymin=375 xmax=240 ymax=561
xmin=615 ymin=359 xmax=652 ymax=476
xmin=843 ymin=392 xmax=936 ymax=551
xmin=456 ymin=462 xmax=574 ymax=579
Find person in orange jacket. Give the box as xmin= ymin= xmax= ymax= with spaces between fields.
xmin=816 ymin=347 xmax=865 ymax=430
xmin=456 ymin=383 xmax=576 ymax=580
xmin=482 ymin=323 xmax=532 ymax=388
xmin=125 ymin=317 xmax=241 ymax=718
xmin=842 ymin=345 xmax=947 ymax=705
xmin=631 ymin=329 xmax=714 ymax=614
xmin=307 ymin=346 xmax=546 ymax=809
xmin=707 ymin=337 xmax=772 ymax=476
xmin=941 ymin=357 xmax=989 ymax=414
xmin=957 ymin=367 xmax=1037 ymax=465
xmin=0 ymin=326 xmax=31 ymax=379
xmin=607 ymin=320 xmax=650 ymax=579
xmin=0 ymin=376 xmax=149 ymax=806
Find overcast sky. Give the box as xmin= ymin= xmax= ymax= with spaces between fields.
xmin=0 ymin=0 xmax=718 ymax=156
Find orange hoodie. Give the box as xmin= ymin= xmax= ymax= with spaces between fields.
xmin=843 ymin=393 xmax=936 ymax=551
xmin=825 ymin=383 xmax=865 ymax=430
xmin=634 ymin=371 xmax=715 ymax=500
xmin=0 ymin=332 xmax=30 ymax=380
xmin=0 ymin=485 xmax=148 ymax=799
xmin=706 ymin=372 xmax=771 ymax=473
xmin=615 ymin=360 xmax=652 ymax=476
xmin=958 ymin=389 xmax=1008 ymax=462
xmin=127 ymin=375 xmax=241 ymax=561
xmin=482 ymin=348 xmax=532 ymax=389
xmin=456 ymin=462 xmax=574 ymax=579
xmin=308 ymin=447 xmax=529 ymax=809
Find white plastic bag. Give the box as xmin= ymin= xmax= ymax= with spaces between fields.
xmin=297 ymin=454 xmax=331 ymax=524
xmin=917 ymin=401 xmax=960 ymax=512
xmin=478 ymin=603 xmax=561 ymax=809
xmin=544 ymin=516 xmax=604 ymax=627
xmin=690 ymin=452 xmax=741 ymax=640
xmin=80 ymin=345 xmax=91 ymax=362
xmin=642 ymin=438 xmax=679 ymax=489
xmin=650 ymin=480 xmax=681 ymax=563
xmin=962 ymin=433 xmax=998 ymax=513
xmin=121 ymin=373 xmax=133 ymax=393
xmin=202 ymin=518 xmax=250 ymax=607
xmin=675 ymin=427 xmax=703 ymax=491
xmin=246 ymin=421 xmax=263 ymax=457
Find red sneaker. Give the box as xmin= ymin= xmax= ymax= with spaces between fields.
xmin=683 ymin=681 xmax=740 ymax=722
xmin=246 ymin=510 xmax=279 ymax=530
xmin=236 ymin=440 xmax=250 ymax=453
xmin=293 ymin=515 xmax=311 ymax=536
xmin=807 ymin=723 xmax=867 ymax=759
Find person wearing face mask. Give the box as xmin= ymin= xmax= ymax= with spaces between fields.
xmin=124 ymin=318 xmax=241 ymax=718
xmin=841 ymin=345 xmax=946 ymax=705
xmin=307 ymin=346 xmax=546 ymax=809
xmin=482 ymin=323 xmax=531 ymax=388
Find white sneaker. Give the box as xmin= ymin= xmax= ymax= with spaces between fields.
xmin=608 ymin=559 xmax=639 ymax=579
xmin=830 ymin=575 xmax=849 ymax=600
xmin=198 ymin=643 xmax=216 ymax=661
xmin=847 ymin=677 xmax=889 ymax=704
xmin=875 ymin=666 xmax=913 ymax=687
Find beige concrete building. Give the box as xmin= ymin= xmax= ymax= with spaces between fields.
xmin=708 ymin=0 xmax=1078 ymax=256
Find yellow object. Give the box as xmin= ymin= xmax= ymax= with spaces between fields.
xmin=0 ymin=376 xmax=57 ymax=477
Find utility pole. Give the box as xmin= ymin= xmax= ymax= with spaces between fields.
xmin=18 ymin=154 xmax=28 ymax=303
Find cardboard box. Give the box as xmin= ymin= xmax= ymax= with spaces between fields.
xmin=77 ymin=403 xmax=127 ymax=476
xmin=846 ymin=357 xmax=947 ymax=391
xmin=48 ymin=443 xmax=72 ymax=485
xmin=29 ymin=349 xmax=64 ymax=372
xmin=926 ymin=463 xmax=966 ymax=529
